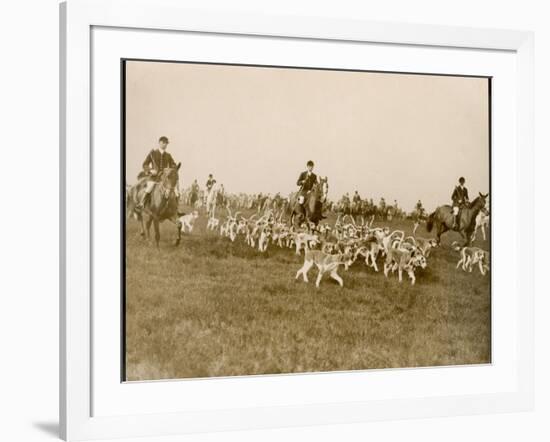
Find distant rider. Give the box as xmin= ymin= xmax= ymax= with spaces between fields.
xmin=206 ymin=174 xmax=216 ymax=192
xmin=415 ymin=199 xmax=424 ymax=219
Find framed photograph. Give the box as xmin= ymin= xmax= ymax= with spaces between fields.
xmin=60 ymin=0 xmax=534 ymax=440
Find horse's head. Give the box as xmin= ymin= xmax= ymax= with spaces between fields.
xmin=160 ymin=162 xmax=181 ymax=190
xmin=473 ymin=192 xmax=489 ymax=210
xmin=318 ymin=176 xmax=329 ymax=202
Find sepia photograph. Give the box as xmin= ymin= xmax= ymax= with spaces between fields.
xmin=123 ymin=59 xmax=491 ymax=382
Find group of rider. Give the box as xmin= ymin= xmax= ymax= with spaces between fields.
xmin=136 ymin=136 xmax=470 ymax=229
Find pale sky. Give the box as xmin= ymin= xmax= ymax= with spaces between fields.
xmin=125 ymin=60 xmax=490 ymax=212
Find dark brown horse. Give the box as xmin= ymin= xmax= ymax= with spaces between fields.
xmin=289 ymin=177 xmax=328 ymax=227
xmin=426 ymin=192 xmax=489 ymax=245
xmin=127 ymin=164 xmax=182 ymax=248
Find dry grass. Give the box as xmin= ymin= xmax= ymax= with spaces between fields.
xmin=125 ymin=207 xmax=491 ymax=381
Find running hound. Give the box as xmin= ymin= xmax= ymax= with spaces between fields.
xmin=178 ymin=211 xmax=199 ymax=233
xmin=295 ymin=249 xmax=354 ymax=288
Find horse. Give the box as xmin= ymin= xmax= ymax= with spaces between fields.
xmin=205 ymin=185 xmax=218 ymax=218
xmin=126 ymin=164 xmax=182 ymax=248
xmin=426 ymin=192 xmax=489 ymax=246
xmin=289 ymin=177 xmax=329 ymax=228
xmin=189 ymin=185 xmax=199 ymax=207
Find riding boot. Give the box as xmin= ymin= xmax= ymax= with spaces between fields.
xmin=452 ymin=215 xmax=458 ymax=230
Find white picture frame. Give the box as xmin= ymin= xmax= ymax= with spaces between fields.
xmin=60 ymin=0 xmax=534 ymax=440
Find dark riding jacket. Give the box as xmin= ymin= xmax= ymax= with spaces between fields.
xmin=296 ymin=171 xmax=318 ymax=193
xmin=206 ymin=178 xmax=216 ymax=191
xmin=142 ymin=149 xmax=176 ymax=180
xmin=451 ymin=185 xmax=469 ymax=207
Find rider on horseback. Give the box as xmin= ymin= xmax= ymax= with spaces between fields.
xmin=136 ymin=136 xmax=179 ymax=210
xmin=352 ymin=190 xmax=361 ymax=209
xmin=206 ymin=174 xmax=216 ymax=192
xmin=415 ymin=199 xmax=425 ymax=219
xmin=296 ymin=160 xmax=318 ymax=213
xmin=451 ymin=176 xmax=469 ymax=229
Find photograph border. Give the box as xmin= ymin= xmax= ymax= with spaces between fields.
xmin=60 ymin=0 xmax=533 ymax=440
xmin=120 ymin=57 xmax=494 ymax=382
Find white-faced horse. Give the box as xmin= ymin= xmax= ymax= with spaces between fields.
xmin=205 ymin=185 xmax=219 ymax=219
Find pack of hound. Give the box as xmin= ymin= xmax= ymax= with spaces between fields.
xmin=202 ymin=212 xmax=434 ymax=287
xmin=180 ymin=208 xmax=489 ymax=288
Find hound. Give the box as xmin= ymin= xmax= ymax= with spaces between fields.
xmin=235 ymin=217 xmax=247 ymax=237
xmin=354 ymin=235 xmax=383 ymax=272
xmin=382 ymin=230 xmax=405 ymax=253
xmin=404 ymin=236 xmax=438 ymax=257
xmin=317 ymin=223 xmax=333 ymax=238
xmin=295 ymin=249 xmax=354 ymax=288
xmin=178 ymin=211 xmax=199 ymax=233
xmin=220 ymin=209 xmax=241 ymax=241
xmin=206 ymin=216 xmax=220 ymax=231
xmin=219 ymin=218 xmax=231 ymax=237
xmin=336 ymin=238 xmax=361 ymax=260
xmin=383 ymin=247 xmax=427 ymax=285
xmin=454 ymin=244 xmax=490 ymax=275
xmin=240 ymin=214 xmax=259 ymax=246
xmin=293 ymin=232 xmax=319 ymax=255
xmin=257 ymin=225 xmax=272 ymax=252
xmin=246 ymin=225 xmax=260 ymax=247
xmin=271 ymin=223 xmax=289 ymax=248
xmin=320 ymin=239 xmax=340 ymax=255
xmin=368 ymin=227 xmax=391 ymax=249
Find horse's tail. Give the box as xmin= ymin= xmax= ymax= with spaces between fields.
xmin=426 ymin=211 xmax=436 ymax=233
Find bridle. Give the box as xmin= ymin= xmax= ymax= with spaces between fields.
xmin=158 ymin=169 xmax=178 ymax=199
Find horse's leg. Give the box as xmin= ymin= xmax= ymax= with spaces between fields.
xmin=137 ymin=213 xmax=146 ymax=238
xmin=436 ymin=222 xmax=443 ymax=245
xmin=144 ymin=215 xmax=153 ymax=241
xmin=174 ymin=217 xmax=182 ymax=246
xmin=153 ymin=220 xmax=160 ymax=249
xmin=460 ymin=227 xmax=472 ymax=246
xmin=466 ymin=230 xmax=473 ymax=246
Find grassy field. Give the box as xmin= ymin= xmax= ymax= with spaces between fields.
xmin=124 ymin=207 xmax=491 ymax=381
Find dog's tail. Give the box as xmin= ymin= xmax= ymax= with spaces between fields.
xmin=426 ymin=211 xmax=435 ymax=232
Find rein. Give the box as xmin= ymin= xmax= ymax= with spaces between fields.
xmin=157 ymin=171 xmax=178 ymax=201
